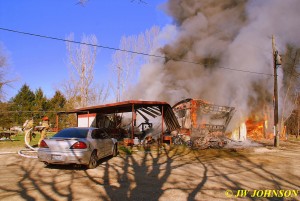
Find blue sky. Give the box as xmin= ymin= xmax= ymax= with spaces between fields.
xmin=0 ymin=0 xmax=170 ymax=100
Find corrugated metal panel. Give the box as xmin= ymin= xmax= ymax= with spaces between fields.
xmin=163 ymin=105 xmax=180 ymax=131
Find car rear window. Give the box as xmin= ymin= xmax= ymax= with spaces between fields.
xmin=52 ymin=128 xmax=89 ymax=138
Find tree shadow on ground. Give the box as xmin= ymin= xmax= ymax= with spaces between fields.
xmin=84 ymin=145 xmax=196 ymax=200
xmin=44 ymin=155 xmax=113 ymax=171
xmin=0 ymin=141 xmax=299 ymax=200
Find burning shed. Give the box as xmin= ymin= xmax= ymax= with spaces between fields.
xmin=172 ymin=98 xmax=235 ymax=148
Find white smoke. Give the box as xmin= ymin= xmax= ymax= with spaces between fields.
xmin=129 ymin=0 xmax=300 ymax=130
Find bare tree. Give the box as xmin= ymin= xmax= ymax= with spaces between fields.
xmin=110 ymin=26 xmax=160 ymax=101
xmin=64 ymin=34 xmax=107 ymax=108
xmin=88 ymin=83 xmax=109 ymax=106
xmin=0 ymin=44 xmax=15 ymax=102
xmin=0 ymin=50 xmax=7 ymax=101
xmin=60 ymin=78 xmax=79 ymax=109
xmin=76 ymin=0 xmax=147 ymax=6
xmin=111 ymin=36 xmax=138 ymax=102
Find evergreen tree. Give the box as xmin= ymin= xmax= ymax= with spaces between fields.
xmin=50 ymin=90 xmax=66 ymax=110
xmin=49 ymin=90 xmax=67 ymax=129
xmin=33 ymin=88 xmax=48 ymax=119
xmin=10 ymin=84 xmax=35 ymax=124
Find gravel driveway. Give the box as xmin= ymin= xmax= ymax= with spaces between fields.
xmin=0 ymin=140 xmax=299 ymax=201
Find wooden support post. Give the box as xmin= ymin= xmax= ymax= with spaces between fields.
xmin=161 ymin=105 xmax=164 ymax=145
xmin=56 ymin=114 xmax=59 ymax=132
xmin=132 ymin=104 xmax=135 ymax=140
xmin=87 ymin=111 xmax=90 ymax=127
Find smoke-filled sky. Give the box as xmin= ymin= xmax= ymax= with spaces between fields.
xmin=130 ymin=0 xmax=300 ymax=128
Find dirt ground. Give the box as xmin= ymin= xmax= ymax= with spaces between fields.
xmin=0 ymin=139 xmax=299 ymax=201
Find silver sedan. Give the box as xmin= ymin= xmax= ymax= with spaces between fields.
xmin=37 ymin=127 xmax=118 ymax=169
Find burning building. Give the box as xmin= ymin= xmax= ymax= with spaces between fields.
xmin=127 ymin=0 xmax=300 ymax=146
xmin=172 ymin=98 xmax=235 ymax=148
xmin=172 ymin=99 xmax=282 ymax=147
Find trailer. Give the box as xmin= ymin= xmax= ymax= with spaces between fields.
xmin=172 ymin=98 xmax=235 ymax=149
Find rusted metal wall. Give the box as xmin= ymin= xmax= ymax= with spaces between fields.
xmin=173 ymin=99 xmax=235 ymax=148
xmin=173 ymin=99 xmax=234 ymax=136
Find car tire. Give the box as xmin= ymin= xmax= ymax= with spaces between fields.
xmin=112 ymin=144 xmax=118 ymax=157
xmin=87 ymin=150 xmax=98 ymax=169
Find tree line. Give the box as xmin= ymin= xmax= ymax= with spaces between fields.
xmin=0 ymin=84 xmax=72 ymax=130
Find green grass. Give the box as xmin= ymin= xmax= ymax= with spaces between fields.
xmin=0 ymin=132 xmax=56 ymax=149
xmin=118 ymin=146 xmax=133 ymax=155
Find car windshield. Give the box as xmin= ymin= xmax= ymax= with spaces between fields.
xmin=52 ymin=128 xmax=89 ymax=138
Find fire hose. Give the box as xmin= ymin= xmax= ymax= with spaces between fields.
xmin=18 ymin=128 xmax=38 ymax=159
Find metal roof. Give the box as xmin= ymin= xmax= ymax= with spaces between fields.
xmin=63 ymin=100 xmax=169 ymax=114
xmin=59 ymin=100 xmax=180 ymax=131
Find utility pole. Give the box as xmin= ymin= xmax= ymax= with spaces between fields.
xmin=272 ymin=35 xmax=280 ymax=147
xmin=297 ymin=91 xmax=300 ymax=139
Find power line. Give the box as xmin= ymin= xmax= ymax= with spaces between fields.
xmin=0 ymin=27 xmax=165 ymax=59
xmin=0 ymin=27 xmax=274 ymax=76
xmin=0 ymin=111 xmax=66 ymax=113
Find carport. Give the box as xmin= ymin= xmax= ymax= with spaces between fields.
xmin=56 ymin=100 xmax=180 ymax=143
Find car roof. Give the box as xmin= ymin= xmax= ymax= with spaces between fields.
xmin=62 ymin=127 xmax=98 ymax=131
